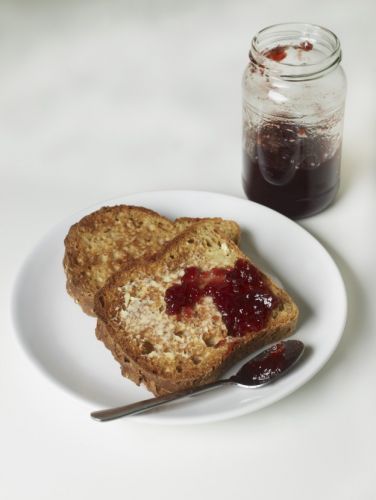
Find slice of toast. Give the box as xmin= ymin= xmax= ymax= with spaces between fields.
xmin=94 ymin=221 xmax=299 ymax=396
xmin=63 ymin=205 xmax=240 ymax=316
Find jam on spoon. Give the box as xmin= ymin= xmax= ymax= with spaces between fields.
xmin=233 ymin=339 xmax=304 ymax=386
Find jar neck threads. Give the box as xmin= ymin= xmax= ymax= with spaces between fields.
xmin=249 ymin=23 xmax=342 ymax=81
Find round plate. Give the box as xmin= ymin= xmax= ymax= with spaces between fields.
xmin=12 ymin=191 xmax=347 ymax=424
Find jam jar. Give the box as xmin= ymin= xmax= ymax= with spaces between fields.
xmin=242 ymin=23 xmax=346 ymax=218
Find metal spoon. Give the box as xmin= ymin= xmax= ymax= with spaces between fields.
xmin=91 ymin=339 xmax=304 ymax=421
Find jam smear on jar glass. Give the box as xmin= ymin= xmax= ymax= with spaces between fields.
xmin=164 ymin=259 xmax=280 ymax=337
xmin=264 ymin=41 xmax=313 ymax=62
xmin=264 ymin=45 xmax=288 ymax=62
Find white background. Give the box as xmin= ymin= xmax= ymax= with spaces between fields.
xmin=1 ymin=0 xmax=375 ymax=499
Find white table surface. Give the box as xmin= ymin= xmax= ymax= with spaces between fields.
xmin=1 ymin=1 xmax=375 ymax=499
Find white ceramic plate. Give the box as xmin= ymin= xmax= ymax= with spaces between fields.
xmin=12 ymin=191 xmax=347 ymax=425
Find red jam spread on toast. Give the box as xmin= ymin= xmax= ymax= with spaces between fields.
xmin=165 ymin=259 xmax=280 ymax=336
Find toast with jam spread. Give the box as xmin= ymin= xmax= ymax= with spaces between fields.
xmin=63 ymin=205 xmax=240 ymax=315
xmin=94 ymin=221 xmax=299 ymax=396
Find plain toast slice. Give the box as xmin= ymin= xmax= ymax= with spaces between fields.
xmin=63 ymin=205 xmax=240 ymax=315
xmin=94 ymin=221 xmax=298 ymax=396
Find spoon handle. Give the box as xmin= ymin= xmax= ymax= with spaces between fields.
xmin=91 ymin=379 xmax=232 ymax=421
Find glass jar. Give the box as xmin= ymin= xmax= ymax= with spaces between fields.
xmin=242 ymin=23 xmax=346 ymax=218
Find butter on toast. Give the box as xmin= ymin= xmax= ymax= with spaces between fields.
xmin=63 ymin=205 xmax=240 ymax=315
xmin=94 ymin=221 xmax=299 ymax=396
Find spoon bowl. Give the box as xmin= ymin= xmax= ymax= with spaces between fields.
xmin=231 ymin=339 xmax=305 ymax=387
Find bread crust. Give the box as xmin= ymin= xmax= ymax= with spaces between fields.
xmin=63 ymin=205 xmax=240 ymax=315
xmin=94 ymin=221 xmax=299 ymax=396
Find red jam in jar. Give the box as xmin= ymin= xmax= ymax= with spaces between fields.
xmin=242 ymin=122 xmax=342 ymax=218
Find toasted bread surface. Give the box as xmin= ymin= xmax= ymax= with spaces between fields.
xmin=174 ymin=217 xmax=240 ymax=244
xmin=94 ymin=221 xmax=299 ymax=396
xmin=63 ymin=205 xmax=175 ymax=315
xmin=63 ymin=205 xmax=240 ymax=315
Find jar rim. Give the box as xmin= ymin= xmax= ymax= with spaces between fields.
xmin=249 ymin=22 xmax=342 ymax=81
